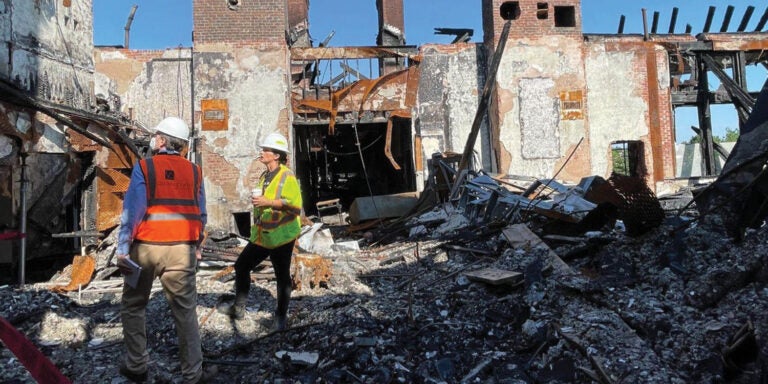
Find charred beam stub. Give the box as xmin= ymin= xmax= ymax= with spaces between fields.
xmin=434 ymin=28 xmax=474 ymax=43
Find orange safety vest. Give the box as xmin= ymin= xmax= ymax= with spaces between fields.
xmin=134 ymin=154 xmax=203 ymax=244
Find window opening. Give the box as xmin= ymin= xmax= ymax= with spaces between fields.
xmin=554 ymin=5 xmax=576 ymax=27
xmin=500 ymin=2 xmax=521 ymax=21
xmin=611 ymin=141 xmax=644 ymax=177
xmin=537 ymin=3 xmax=548 ymax=20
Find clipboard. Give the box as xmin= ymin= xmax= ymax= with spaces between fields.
xmin=124 ymin=258 xmax=142 ymax=289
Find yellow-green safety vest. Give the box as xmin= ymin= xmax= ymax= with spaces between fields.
xmin=251 ymin=164 xmax=302 ymax=249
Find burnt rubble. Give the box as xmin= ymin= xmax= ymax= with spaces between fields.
xmin=2 ymin=169 xmax=768 ymax=384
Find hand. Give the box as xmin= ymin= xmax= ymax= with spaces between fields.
xmin=116 ymin=255 xmax=134 ymax=275
xmin=196 ymin=248 xmax=202 ymax=260
xmin=252 ymin=196 xmax=272 ymax=208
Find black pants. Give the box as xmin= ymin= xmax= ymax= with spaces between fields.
xmin=233 ymin=240 xmax=295 ymax=317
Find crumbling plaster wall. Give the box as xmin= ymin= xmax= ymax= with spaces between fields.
xmin=0 ymin=0 xmax=95 ymax=261
xmin=7 ymin=0 xmax=94 ymax=109
xmin=0 ymin=0 xmax=10 ymax=76
xmin=417 ymin=44 xmax=487 ymax=170
xmin=495 ymin=36 xmax=588 ymax=180
xmin=584 ymin=43 xmax=650 ymax=177
xmin=194 ymin=47 xmax=290 ymax=231
xmin=584 ymin=39 xmax=673 ymax=183
xmin=95 ymin=48 xmax=193 ymax=127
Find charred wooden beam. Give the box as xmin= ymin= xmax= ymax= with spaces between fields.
xmin=737 ymin=6 xmax=755 ymax=32
xmin=703 ymin=6 xmax=716 ymax=33
xmin=756 ymin=6 xmax=768 ymax=31
xmin=457 ymin=20 xmax=511 ymax=172
xmin=700 ymin=54 xmax=754 ymax=124
xmin=668 ymin=7 xmax=679 ymax=33
xmin=651 ymin=11 xmax=660 ymax=34
xmin=291 ymin=46 xmax=418 ymax=60
xmin=721 ymin=5 xmax=735 ymax=32
xmin=434 ymin=28 xmax=474 ymax=43
xmin=696 ymin=78 xmax=768 ymax=240
xmin=696 ymin=54 xmax=716 ymax=175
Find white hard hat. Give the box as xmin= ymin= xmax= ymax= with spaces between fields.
xmin=155 ymin=117 xmax=190 ymax=140
xmin=259 ymin=132 xmax=290 ymax=153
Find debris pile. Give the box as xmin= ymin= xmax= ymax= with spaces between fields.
xmin=1 ymin=169 xmax=768 ymax=383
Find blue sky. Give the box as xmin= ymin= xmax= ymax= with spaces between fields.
xmin=93 ymin=0 xmax=767 ymax=141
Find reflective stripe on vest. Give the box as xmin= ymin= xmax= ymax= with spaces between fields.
xmin=135 ymin=155 xmax=203 ymax=244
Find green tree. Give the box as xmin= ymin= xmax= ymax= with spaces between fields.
xmin=683 ymin=127 xmax=740 ymax=144
xmin=722 ymin=127 xmax=739 ymax=142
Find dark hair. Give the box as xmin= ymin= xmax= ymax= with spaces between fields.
xmin=273 ymin=149 xmax=288 ymax=165
xmin=159 ymin=133 xmax=188 ymax=152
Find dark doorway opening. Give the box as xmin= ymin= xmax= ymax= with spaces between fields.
xmin=294 ymin=120 xmax=416 ymax=216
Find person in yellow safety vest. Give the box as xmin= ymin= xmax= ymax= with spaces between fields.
xmin=219 ymin=132 xmax=302 ymax=330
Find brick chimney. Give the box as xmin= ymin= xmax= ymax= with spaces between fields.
xmin=193 ymin=0 xmax=288 ymax=45
xmin=287 ymin=0 xmax=310 ymax=47
xmin=376 ymin=0 xmax=405 ymax=75
xmin=482 ymin=0 xmax=582 ymax=48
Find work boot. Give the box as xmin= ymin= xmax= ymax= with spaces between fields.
xmin=217 ymin=301 xmax=245 ymax=320
xmin=118 ymin=362 xmax=148 ymax=383
xmin=273 ymin=313 xmax=287 ymax=331
xmin=194 ymin=365 xmax=218 ymax=384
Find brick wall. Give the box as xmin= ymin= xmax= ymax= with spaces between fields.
xmin=482 ymin=0 xmax=582 ymax=48
xmin=193 ymin=0 xmax=287 ymax=44
xmin=377 ymin=0 xmax=404 ymax=32
xmin=95 ymin=47 xmax=169 ymax=63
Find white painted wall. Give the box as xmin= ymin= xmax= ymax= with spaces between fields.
xmin=194 ymin=49 xmax=290 ymax=230
xmin=496 ymin=37 xmax=586 ymax=179
xmin=8 ymin=0 xmax=94 ymax=108
xmin=122 ymin=50 xmax=193 ymax=126
xmin=584 ymin=45 xmax=650 ymax=178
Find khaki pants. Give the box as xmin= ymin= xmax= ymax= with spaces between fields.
xmin=121 ymin=243 xmax=203 ymax=383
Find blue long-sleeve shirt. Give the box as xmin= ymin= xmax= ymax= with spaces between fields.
xmin=117 ymin=150 xmax=207 ymax=255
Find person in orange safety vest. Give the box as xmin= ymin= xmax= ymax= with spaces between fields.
xmin=116 ymin=117 xmax=216 ymax=383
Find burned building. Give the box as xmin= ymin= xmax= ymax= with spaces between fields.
xmin=0 ymin=0 xmax=142 ymax=284
xmin=92 ymin=0 xmax=768 ymax=233
xmin=4 ymin=1 xmax=768 ymax=383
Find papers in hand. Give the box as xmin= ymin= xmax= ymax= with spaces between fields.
xmin=123 ymin=258 xmax=142 ymax=289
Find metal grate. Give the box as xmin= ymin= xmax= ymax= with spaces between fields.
xmin=608 ymin=174 xmax=664 ymax=236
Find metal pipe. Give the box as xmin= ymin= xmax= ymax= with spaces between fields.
xmin=124 ymin=5 xmax=138 ymax=49
xmin=642 ymin=8 xmax=649 ymax=41
xmin=18 ymin=152 xmax=28 ymax=288
xmin=190 ymin=44 xmax=200 ymax=166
